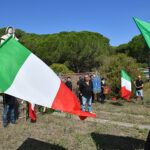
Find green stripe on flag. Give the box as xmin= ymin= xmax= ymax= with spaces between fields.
xmin=133 ymin=17 xmax=150 ymax=49
xmin=121 ymin=70 xmax=131 ymax=82
xmin=0 ymin=36 xmax=31 ymax=92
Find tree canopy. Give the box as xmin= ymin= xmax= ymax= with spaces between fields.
xmin=0 ymin=28 xmax=111 ymax=72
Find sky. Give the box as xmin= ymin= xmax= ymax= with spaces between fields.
xmin=1 ymin=0 xmax=150 ymax=46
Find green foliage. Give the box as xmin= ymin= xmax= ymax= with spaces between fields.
xmin=116 ymin=35 xmax=149 ymax=64
xmin=0 ymin=28 xmax=110 ymax=72
xmin=99 ymin=53 xmax=146 ymax=98
xmin=50 ymin=63 xmax=73 ymax=74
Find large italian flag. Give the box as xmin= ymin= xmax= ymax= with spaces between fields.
xmin=121 ymin=70 xmax=131 ymax=100
xmin=0 ymin=36 xmax=96 ymax=119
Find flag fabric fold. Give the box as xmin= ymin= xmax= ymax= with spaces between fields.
xmin=0 ymin=36 xmax=96 ymax=119
xmin=133 ymin=17 xmax=150 ymax=49
xmin=29 ymin=103 xmax=36 ymax=120
xmin=121 ymin=70 xmax=131 ymax=100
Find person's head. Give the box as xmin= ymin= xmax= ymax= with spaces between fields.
xmin=93 ymin=74 xmax=96 ymax=78
xmin=6 ymin=26 xmax=15 ymax=35
xmin=67 ymin=77 xmax=71 ymax=82
xmin=138 ymin=75 xmax=142 ymax=80
xmin=79 ymin=76 xmax=82 ymax=80
xmin=102 ymin=78 xmax=105 ymax=83
xmin=90 ymin=75 xmax=93 ymax=80
xmin=84 ymin=74 xmax=89 ymax=81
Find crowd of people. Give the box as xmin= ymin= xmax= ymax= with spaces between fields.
xmin=0 ymin=26 xmax=145 ymax=128
xmin=65 ymin=74 xmax=106 ymax=114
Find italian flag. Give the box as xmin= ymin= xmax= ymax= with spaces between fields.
xmin=0 ymin=36 xmax=96 ymax=120
xmin=43 ymin=106 xmax=47 ymax=113
xmin=29 ymin=103 xmax=36 ymax=120
xmin=121 ymin=70 xmax=131 ymax=100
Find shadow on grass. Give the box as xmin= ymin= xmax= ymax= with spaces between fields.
xmin=109 ymin=102 xmax=123 ymax=106
xmin=17 ymin=138 xmax=66 ymax=150
xmin=91 ymin=132 xmax=145 ymax=150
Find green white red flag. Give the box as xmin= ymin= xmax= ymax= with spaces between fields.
xmin=0 ymin=36 xmax=96 ymax=120
xmin=121 ymin=70 xmax=131 ymax=100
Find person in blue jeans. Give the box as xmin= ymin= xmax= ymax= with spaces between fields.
xmin=3 ymin=94 xmax=16 ymax=127
xmin=101 ymin=78 xmax=106 ymax=104
xmin=134 ymin=75 xmax=144 ymax=104
xmin=80 ymin=74 xmax=93 ymax=113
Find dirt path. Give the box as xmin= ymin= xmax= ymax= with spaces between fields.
xmin=52 ymin=112 xmax=150 ymax=130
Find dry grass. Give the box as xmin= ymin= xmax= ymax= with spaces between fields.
xmin=0 ymin=87 xmax=150 ymax=150
xmin=0 ymin=111 xmax=149 ymax=150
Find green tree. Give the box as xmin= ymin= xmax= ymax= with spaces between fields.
xmin=50 ymin=63 xmax=74 ymax=74
xmin=99 ymin=54 xmax=146 ymax=98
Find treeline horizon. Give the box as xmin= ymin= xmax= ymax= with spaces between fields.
xmin=0 ymin=28 xmax=149 ymax=73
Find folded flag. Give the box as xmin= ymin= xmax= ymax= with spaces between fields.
xmin=0 ymin=36 xmax=96 ymax=120
xmin=121 ymin=70 xmax=131 ymax=100
xmin=29 ymin=103 xmax=36 ymax=120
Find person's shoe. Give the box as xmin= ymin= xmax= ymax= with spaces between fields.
xmin=142 ymin=101 xmax=144 ymax=105
xmin=4 ymin=124 xmax=7 ymax=128
xmin=11 ymin=121 xmax=16 ymax=125
xmin=31 ymin=119 xmax=36 ymax=123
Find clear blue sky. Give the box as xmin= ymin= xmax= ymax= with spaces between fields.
xmin=1 ymin=0 xmax=150 ymax=46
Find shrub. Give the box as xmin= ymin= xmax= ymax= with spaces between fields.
xmin=98 ymin=54 xmax=146 ymax=98
xmin=50 ymin=63 xmax=74 ymax=74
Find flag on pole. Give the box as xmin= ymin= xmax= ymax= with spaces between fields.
xmin=121 ymin=70 xmax=131 ymax=100
xmin=0 ymin=36 xmax=96 ymax=120
xmin=43 ymin=106 xmax=47 ymax=113
xmin=133 ymin=17 xmax=150 ymax=49
xmin=29 ymin=103 xmax=36 ymax=120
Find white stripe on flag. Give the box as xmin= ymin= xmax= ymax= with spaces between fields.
xmin=121 ymin=77 xmax=131 ymax=91
xmin=6 ymin=53 xmax=61 ymax=107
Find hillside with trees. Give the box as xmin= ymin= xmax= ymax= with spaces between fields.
xmin=0 ymin=28 xmax=148 ymax=98
xmin=0 ymin=28 xmax=111 ymax=72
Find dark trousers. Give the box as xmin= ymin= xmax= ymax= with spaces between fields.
xmin=101 ymin=93 xmax=105 ymax=104
xmin=3 ymin=104 xmax=15 ymax=126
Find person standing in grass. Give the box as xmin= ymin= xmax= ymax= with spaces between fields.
xmin=65 ymin=77 xmax=72 ymax=91
xmin=101 ymin=78 xmax=106 ymax=104
xmin=80 ymin=74 xmax=93 ymax=113
xmin=3 ymin=94 xmax=16 ymax=127
xmin=134 ymin=75 xmax=144 ymax=104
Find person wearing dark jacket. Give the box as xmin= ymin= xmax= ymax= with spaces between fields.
xmin=77 ymin=76 xmax=83 ymax=105
xmin=65 ymin=77 xmax=72 ymax=91
xmin=101 ymin=78 xmax=106 ymax=104
xmin=3 ymin=94 xmax=16 ymax=127
xmin=80 ymin=74 xmax=93 ymax=113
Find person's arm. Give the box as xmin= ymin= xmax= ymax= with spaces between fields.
xmin=91 ymin=81 xmax=93 ymax=91
xmin=140 ymin=81 xmax=144 ymax=88
xmin=79 ymin=82 xmax=83 ymax=95
xmin=134 ymin=81 xmax=138 ymax=88
xmin=141 ymin=83 xmax=144 ymax=88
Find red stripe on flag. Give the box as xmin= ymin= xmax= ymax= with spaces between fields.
xmin=29 ymin=103 xmax=36 ymax=120
xmin=121 ymin=86 xmax=131 ymax=100
xmin=51 ymin=81 xmax=96 ymax=120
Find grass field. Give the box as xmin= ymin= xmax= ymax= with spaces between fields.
xmin=1 ymin=88 xmax=150 ymax=150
